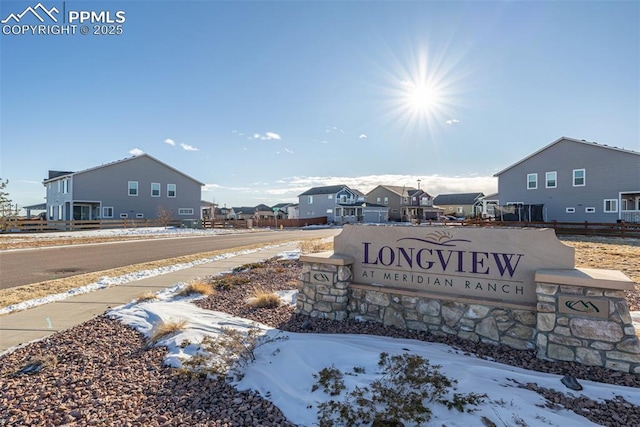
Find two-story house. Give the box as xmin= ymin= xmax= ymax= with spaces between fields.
xmin=433 ymin=193 xmax=485 ymax=219
xmin=366 ymin=185 xmax=410 ymax=221
xmin=298 ymin=185 xmax=388 ymax=225
xmin=43 ymin=154 xmax=203 ymax=221
xmin=493 ymin=137 xmax=640 ymax=223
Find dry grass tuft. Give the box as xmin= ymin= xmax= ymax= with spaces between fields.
xmin=146 ymin=319 xmax=187 ymax=347
xmin=176 ymin=281 xmax=215 ymax=297
xmin=247 ymin=292 xmax=281 ymax=309
xmin=136 ymin=291 xmax=158 ymax=302
xmin=299 ymin=239 xmax=334 ymax=254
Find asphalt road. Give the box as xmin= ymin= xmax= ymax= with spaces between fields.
xmin=0 ymin=229 xmax=341 ymax=290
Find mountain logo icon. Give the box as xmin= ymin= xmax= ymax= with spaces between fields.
xmin=1 ymin=2 xmax=59 ymax=24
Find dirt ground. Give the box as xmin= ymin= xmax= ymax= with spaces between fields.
xmin=1 ymin=234 xmax=638 ymax=312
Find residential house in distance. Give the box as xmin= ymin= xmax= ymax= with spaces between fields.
xmin=44 ymin=154 xmax=203 ymax=221
xmin=298 ymin=185 xmax=388 ymax=224
xmin=433 ymin=192 xmax=485 ymax=219
xmin=493 ymin=137 xmax=640 ymax=223
xmin=366 ymin=185 xmax=409 ymax=221
xmin=366 ymin=185 xmax=442 ymax=222
xmin=404 ymin=188 xmax=441 ymax=221
xmin=272 ymin=203 xmax=295 ymax=219
xmin=230 ymin=207 xmax=258 ymax=220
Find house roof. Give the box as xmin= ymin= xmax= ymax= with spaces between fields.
xmin=232 ymin=207 xmax=257 ymax=214
xmin=367 ymin=185 xmax=416 ymax=197
xmin=433 ymin=193 xmax=485 ymax=205
xmin=272 ymin=203 xmax=293 ymax=209
xmin=254 ymin=204 xmax=272 ymax=211
xmin=299 ymin=185 xmax=355 ymax=196
xmin=43 ymin=154 xmax=205 ymax=186
xmin=494 ymin=136 xmax=640 ymax=177
xmin=408 ymin=189 xmax=433 ymax=198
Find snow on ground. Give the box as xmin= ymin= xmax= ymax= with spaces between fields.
xmin=109 ymin=289 xmax=640 ymax=427
xmin=0 ymin=226 xmax=259 ymax=241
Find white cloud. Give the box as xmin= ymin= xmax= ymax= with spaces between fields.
xmin=180 ymin=143 xmax=199 ymax=151
xmin=284 ymin=148 xmax=293 ymax=154
xmin=253 ymin=132 xmax=282 ymax=141
xmin=129 ymin=148 xmax=144 ymax=156
xmin=164 ymin=138 xmax=176 ymax=146
xmin=446 ymin=119 xmax=460 ymax=125
xmin=359 ymin=134 xmax=367 ymax=139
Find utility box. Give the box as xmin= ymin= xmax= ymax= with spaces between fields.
xmin=180 ymin=219 xmax=202 ymax=229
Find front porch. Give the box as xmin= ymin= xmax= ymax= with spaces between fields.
xmin=620 ymin=192 xmax=640 ymax=223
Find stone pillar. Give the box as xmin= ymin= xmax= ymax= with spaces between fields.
xmin=535 ymin=268 xmax=640 ymax=373
xmin=297 ymin=252 xmax=354 ymax=321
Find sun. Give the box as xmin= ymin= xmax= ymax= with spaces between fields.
xmin=375 ymin=43 xmax=466 ymax=141
xmin=402 ymin=80 xmax=443 ymax=115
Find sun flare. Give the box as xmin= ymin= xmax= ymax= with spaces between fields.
xmin=402 ymin=80 xmax=443 ymax=114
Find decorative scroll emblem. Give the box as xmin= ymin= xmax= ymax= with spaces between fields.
xmin=398 ymin=230 xmax=471 ymax=247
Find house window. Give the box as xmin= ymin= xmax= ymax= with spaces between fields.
xmin=326 ymin=209 xmax=333 ymax=214
xmin=545 ymin=172 xmax=557 ymax=188
xmin=456 ymin=207 xmax=464 ymax=214
xmin=136 ymin=213 xmax=144 ymax=218
xmin=573 ymin=169 xmax=585 ymax=187
xmin=376 ymin=197 xmax=381 ymax=204
xmin=49 ymin=205 xmax=54 ymax=220
xmin=604 ymin=199 xmax=618 ymax=213
xmin=384 ymin=197 xmax=389 ymax=205
xmin=566 ymin=207 xmax=575 ymax=213
xmin=527 ymin=173 xmax=537 ymax=189
xmin=151 ymin=183 xmax=161 ymax=197
xmin=128 ymin=181 xmax=138 ymax=196
xmin=178 ymin=208 xmax=194 ymax=215
xmin=328 ymin=194 xmax=333 ymax=199
xmin=62 ymin=179 xmax=69 ymax=194
xmin=103 ymin=207 xmax=114 ymax=218
xmin=167 ymin=184 xmax=176 ymax=198
xmin=308 ymin=196 xmax=313 ymax=204
xmin=120 ymin=213 xmax=128 ymax=219
xmin=58 ymin=205 xmax=63 ymax=220
xmin=340 ymin=195 xmax=347 ymax=203
xmin=585 ymin=207 xmax=595 ymax=213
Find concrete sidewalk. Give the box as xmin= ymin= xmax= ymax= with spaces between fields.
xmin=0 ymin=243 xmax=299 ymax=353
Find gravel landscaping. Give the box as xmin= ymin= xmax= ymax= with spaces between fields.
xmin=1 ymin=237 xmax=639 ymax=426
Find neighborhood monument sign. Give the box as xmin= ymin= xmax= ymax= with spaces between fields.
xmin=334 ymin=225 xmax=576 ymax=306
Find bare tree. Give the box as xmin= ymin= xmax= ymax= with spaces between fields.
xmin=0 ymin=179 xmax=18 ymax=232
xmin=156 ymin=206 xmax=174 ymax=228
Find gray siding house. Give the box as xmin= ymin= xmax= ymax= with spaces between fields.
xmin=44 ymin=154 xmax=204 ymax=221
xmin=298 ymin=185 xmax=388 ymax=224
xmin=433 ymin=193 xmax=485 ymax=219
xmin=366 ymin=185 xmax=411 ymax=221
xmin=493 ymin=137 xmax=640 ymax=223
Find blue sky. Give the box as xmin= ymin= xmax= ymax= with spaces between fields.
xmin=1 ymin=0 xmax=638 ymax=211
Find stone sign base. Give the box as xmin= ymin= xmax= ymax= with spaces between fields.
xmin=298 ymin=252 xmax=640 ymax=374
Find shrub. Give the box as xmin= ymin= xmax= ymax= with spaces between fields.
xmin=232 ymin=262 xmax=265 ymax=273
xmin=211 ymin=275 xmax=250 ymax=290
xmin=182 ymin=325 xmax=288 ymax=381
xmin=313 ymin=352 xmax=487 ymax=426
xmin=176 ymin=281 xmax=214 ymax=297
xmin=146 ymin=319 xmax=187 ymax=347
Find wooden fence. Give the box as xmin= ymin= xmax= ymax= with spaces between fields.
xmin=460 ymin=219 xmax=640 ymax=239
xmin=1 ymin=216 xmax=329 ymax=233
